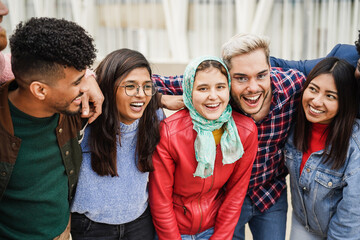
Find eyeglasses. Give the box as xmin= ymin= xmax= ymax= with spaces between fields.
xmin=120 ymin=82 xmax=157 ymax=97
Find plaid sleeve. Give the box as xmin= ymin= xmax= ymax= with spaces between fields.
xmin=271 ymin=67 xmax=306 ymax=98
xmin=152 ymin=74 xmax=184 ymax=95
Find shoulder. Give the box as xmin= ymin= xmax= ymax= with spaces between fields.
xmin=350 ymin=120 xmax=360 ymax=146
xmin=328 ymin=44 xmax=356 ymax=56
xmin=156 ymin=108 xmax=166 ymax=121
xmin=342 ymin=120 xmax=360 ymax=176
xmin=160 ymin=109 xmax=193 ymax=133
xmin=60 ymin=113 xmax=82 ymax=130
xmin=270 ymin=67 xmax=306 ymax=96
xmin=327 ymin=44 xmax=359 ymax=67
xmin=285 ymin=127 xmax=296 ymax=146
xmin=270 ymin=67 xmax=306 ymax=85
xmin=232 ymin=111 xmax=257 ymax=135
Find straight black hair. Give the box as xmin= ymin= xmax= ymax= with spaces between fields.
xmin=294 ymin=57 xmax=358 ymax=169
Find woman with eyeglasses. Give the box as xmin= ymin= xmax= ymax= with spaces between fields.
xmin=70 ymin=48 xmax=163 ymax=240
xmin=149 ymin=56 xmax=258 ymax=240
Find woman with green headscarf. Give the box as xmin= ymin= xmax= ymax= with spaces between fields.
xmin=149 ymin=56 xmax=258 ymax=240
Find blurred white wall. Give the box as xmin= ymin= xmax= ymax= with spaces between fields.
xmin=3 ymin=0 xmax=360 ymax=65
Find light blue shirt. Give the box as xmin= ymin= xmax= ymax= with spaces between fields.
xmin=71 ymin=110 xmax=164 ymax=224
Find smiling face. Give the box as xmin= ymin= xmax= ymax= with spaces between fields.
xmin=116 ymin=67 xmax=152 ymax=125
xmin=192 ymin=67 xmax=229 ymax=120
xmin=46 ymin=66 xmax=87 ymax=115
xmin=302 ymin=74 xmax=339 ymax=124
xmin=229 ymin=49 xmax=272 ymax=122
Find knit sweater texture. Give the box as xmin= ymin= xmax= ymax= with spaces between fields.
xmin=71 ymin=110 xmax=164 ymax=224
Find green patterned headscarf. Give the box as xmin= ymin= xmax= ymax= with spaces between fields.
xmin=183 ymin=56 xmax=244 ymax=178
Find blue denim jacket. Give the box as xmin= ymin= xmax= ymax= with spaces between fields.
xmin=284 ymin=120 xmax=360 ymax=239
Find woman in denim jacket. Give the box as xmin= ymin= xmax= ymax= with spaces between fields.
xmin=284 ymin=57 xmax=360 ymax=240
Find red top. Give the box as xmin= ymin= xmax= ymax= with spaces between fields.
xmin=149 ymin=109 xmax=258 ymax=240
xmin=300 ymin=123 xmax=329 ymax=174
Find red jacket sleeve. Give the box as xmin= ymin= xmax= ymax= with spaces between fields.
xmin=149 ymin=121 xmax=182 ymax=240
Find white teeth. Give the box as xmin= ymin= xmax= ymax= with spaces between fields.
xmin=206 ymin=103 xmax=220 ymax=107
xmin=131 ymin=102 xmax=144 ymax=107
xmin=245 ymin=95 xmax=260 ymax=101
xmin=309 ymin=106 xmax=324 ymax=114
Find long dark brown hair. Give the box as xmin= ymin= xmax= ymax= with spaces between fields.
xmin=294 ymin=57 xmax=358 ymax=169
xmin=89 ymin=48 xmax=160 ymax=176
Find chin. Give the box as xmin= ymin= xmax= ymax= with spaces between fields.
xmin=241 ymin=107 xmax=260 ymax=115
xmin=60 ymin=107 xmax=81 ymax=116
xmin=201 ymin=113 xmax=222 ymax=120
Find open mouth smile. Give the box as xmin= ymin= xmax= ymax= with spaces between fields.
xmin=309 ymin=105 xmax=325 ymax=114
xmin=205 ymin=103 xmax=220 ymax=108
xmin=130 ymin=102 xmax=144 ymax=107
xmin=243 ymin=94 xmax=261 ymax=105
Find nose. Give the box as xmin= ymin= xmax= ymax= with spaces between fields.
xmin=0 ymin=2 xmax=9 ymax=16
xmin=136 ymin=86 xmax=146 ymax=97
xmin=312 ymin=94 xmax=323 ymax=106
xmin=208 ymin=88 xmax=218 ymax=100
xmin=246 ymin=78 xmax=259 ymax=92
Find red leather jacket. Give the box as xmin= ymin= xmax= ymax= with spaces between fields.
xmin=149 ymin=109 xmax=258 ymax=240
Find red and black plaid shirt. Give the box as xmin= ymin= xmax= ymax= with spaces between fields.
xmin=152 ymin=67 xmax=306 ymax=212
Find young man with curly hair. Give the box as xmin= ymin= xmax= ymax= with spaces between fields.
xmin=0 ymin=17 xmax=100 ymax=239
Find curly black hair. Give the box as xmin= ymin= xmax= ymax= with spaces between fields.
xmin=356 ymin=30 xmax=360 ymax=56
xmin=10 ymin=17 xmax=97 ymax=83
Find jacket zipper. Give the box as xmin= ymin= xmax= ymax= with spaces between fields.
xmin=173 ymin=202 xmax=187 ymax=215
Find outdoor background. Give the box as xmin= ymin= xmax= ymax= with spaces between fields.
xmin=3 ymin=0 xmax=360 ymax=65
xmin=3 ymin=0 xmax=359 ymax=239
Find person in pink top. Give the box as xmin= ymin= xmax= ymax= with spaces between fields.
xmin=0 ymin=0 xmax=13 ymax=83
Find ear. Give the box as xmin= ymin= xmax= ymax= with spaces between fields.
xmin=29 ymin=81 xmax=49 ymax=101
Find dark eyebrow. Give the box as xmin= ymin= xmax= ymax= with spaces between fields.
xmin=73 ymin=73 xmax=85 ymax=84
xmin=123 ymin=80 xmax=152 ymax=83
xmin=258 ymin=69 xmax=268 ymax=75
xmin=195 ymin=83 xmax=209 ymax=88
xmin=123 ymin=80 xmax=136 ymax=83
xmin=326 ymin=90 xmax=338 ymax=95
xmin=232 ymin=69 xmax=268 ymax=76
xmin=233 ymin=73 xmax=248 ymax=77
xmin=309 ymin=82 xmax=319 ymax=89
xmin=310 ymin=82 xmax=337 ymax=95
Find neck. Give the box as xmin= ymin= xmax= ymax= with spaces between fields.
xmin=8 ymin=87 xmax=55 ymax=118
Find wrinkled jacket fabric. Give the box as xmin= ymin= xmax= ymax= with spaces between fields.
xmin=0 ymin=80 xmax=83 ymax=202
xmin=284 ymin=120 xmax=360 ymax=239
xmin=149 ymin=109 xmax=258 ymax=240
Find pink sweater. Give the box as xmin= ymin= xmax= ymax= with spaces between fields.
xmin=0 ymin=52 xmax=14 ymax=83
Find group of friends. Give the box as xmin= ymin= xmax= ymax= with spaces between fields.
xmin=0 ymin=1 xmax=360 ymax=240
